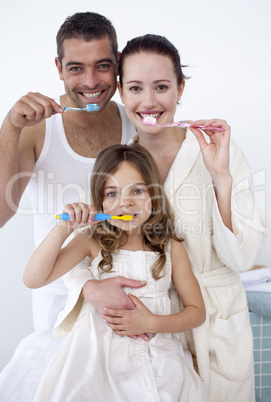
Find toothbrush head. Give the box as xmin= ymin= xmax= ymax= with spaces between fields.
xmin=142 ymin=116 xmax=157 ymax=126
xmin=110 ymin=215 xmax=134 ymax=221
xmin=86 ymin=104 xmax=99 ymax=112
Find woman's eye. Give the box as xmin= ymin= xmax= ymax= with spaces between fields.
xmin=129 ymin=86 xmax=141 ymax=92
xmin=157 ymin=85 xmax=168 ymax=91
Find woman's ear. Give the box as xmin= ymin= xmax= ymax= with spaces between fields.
xmin=117 ymin=82 xmax=124 ymax=102
xmin=177 ymin=80 xmax=185 ymax=102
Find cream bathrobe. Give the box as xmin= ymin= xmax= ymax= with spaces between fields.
xmin=54 ymin=130 xmax=267 ymax=402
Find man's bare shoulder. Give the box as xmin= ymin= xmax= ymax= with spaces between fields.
xmin=19 ymin=119 xmax=46 ymax=162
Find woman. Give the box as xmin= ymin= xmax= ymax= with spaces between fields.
xmin=111 ymin=34 xmax=267 ymax=401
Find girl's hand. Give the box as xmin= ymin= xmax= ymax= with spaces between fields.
xmin=189 ymin=119 xmax=231 ymax=184
xmin=103 ymin=294 xmax=153 ymax=338
xmin=57 ymin=202 xmax=97 ymax=230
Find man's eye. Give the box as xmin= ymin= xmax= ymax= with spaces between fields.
xmin=69 ymin=67 xmax=81 ymax=72
xmin=98 ymin=64 xmax=110 ymax=71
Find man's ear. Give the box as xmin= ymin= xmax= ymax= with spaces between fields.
xmin=55 ymin=57 xmax=64 ymax=81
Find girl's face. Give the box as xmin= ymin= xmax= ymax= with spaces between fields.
xmin=102 ymin=161 xmax=152 ymax=232
xmin=118 ymin=51 xmax=184 ymax=134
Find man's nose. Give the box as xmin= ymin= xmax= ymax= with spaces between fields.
xmin=82 ymin=69 xmax=100 ymax=89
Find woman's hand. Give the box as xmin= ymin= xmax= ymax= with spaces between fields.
xmin=189 ymin=119 xmax=231 ymax=184
xmin=102 ymin=294 xmax=153 ymax=339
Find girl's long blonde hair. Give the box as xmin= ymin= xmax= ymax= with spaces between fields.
xmin=91 ymin=143 xmax=182 ymax=280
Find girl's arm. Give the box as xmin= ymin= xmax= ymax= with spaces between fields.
xmin=103 ymin=240 xmax=206 ymax=336
xmin=23 ymin=202 xmax=96 ymax=289
xmin=189 ymin=119 xmax=233 ymax=232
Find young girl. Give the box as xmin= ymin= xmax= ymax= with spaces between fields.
xmin=24 ymin=143 xmax=208 ymax=401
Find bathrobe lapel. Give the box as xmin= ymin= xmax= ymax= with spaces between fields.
xmin=164 ymin=129 xmax=200 ymax=200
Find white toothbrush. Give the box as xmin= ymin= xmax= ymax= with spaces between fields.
xmin=142 ymin=116 xmax=224 ymax=131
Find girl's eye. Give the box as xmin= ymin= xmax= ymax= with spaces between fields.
xmin=107 ymin=192 xmax=118 ymax=197
xmin=133 ymin=188 xmax=144 ymax=195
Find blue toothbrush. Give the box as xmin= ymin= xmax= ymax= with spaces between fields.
xmin=55 ymin=213 xmax=133 ymax=221
xmin=62 ymin=104 xmax=99 ymax=112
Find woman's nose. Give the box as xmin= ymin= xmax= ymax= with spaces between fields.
xmin=141 ymin=89 xmax=157 ymax=109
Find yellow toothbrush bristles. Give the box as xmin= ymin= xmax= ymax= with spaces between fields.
xmin=111 ymin=215 xmax=134 ymax=221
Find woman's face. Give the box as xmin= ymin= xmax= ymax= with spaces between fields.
xmin=118 ymin=51 xmax=184 ymax=134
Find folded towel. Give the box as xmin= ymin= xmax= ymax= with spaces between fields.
xmin=247 ymin=291 xmax=271 ymax=318
xmin=241 ymin=268 xmax=271 ymax=292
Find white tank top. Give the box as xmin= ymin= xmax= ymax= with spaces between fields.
xmin=27 ymin=99 xmax=136 ymax=251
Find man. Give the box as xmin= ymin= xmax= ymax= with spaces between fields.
xmin=0 ymin=12 xmax=144 ymax=401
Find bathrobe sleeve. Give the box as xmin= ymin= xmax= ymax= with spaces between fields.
xmin=212 ymin=140 xmax=268 ymax=273
xmin=52 ymin=257 xmax=93 ymax=338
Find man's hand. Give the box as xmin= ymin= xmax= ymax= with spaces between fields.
xmin=82 ymin=276 xmax=146 ymax=314
xmin=82 ymin=277 xmax=150 ymax=340
xmin=7 ymin=92 xmax=63 ymax=131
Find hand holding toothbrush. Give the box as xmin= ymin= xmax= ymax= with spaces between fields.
xmin=188 ymin=119 xmax=231 ymax=180
xmin=189 ymin=119 xmax=233 ymax=232
xmin=57 ymin=202 xmax=98 ymax=231
xmin=56 ymin=202 xmax=133 ymax=230
xmin=7 ymin=92 xmax=64 ymax=131
xmin=7 ymin=92 xmax=99 ymax=131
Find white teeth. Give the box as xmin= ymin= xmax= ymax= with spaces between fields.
xmin=140 ymin=113 xmax=160 ymax=119
xmin=83 ymin=91 xmax=102 ymax=98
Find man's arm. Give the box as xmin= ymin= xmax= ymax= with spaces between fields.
xmin=0 ymin=92 xmax=63 ymax=227
xmin=82 ymin=277 xmax=147 ymax=315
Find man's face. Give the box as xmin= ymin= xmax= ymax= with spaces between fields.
xmin=55 ymin=36 xmax=118 ymax=112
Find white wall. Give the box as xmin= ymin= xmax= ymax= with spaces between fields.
xmin=0 ymin=0 xmax=270 ymax=370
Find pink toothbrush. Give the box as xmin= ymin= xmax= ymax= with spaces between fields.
xmin=142 ymin=117 xmax=224 ymax=132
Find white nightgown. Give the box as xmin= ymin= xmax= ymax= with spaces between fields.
xmin=34 ymin=248 xmax=208 ymax=402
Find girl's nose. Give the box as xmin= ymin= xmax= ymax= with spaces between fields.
xmin=120 ymin=194 xmax=134 ymax=208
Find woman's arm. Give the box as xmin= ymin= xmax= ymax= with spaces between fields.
xmin=189 ymin=119 xmax=233 ymax=231
xmin=103 ymin=240 xmax=206 ymax=336
xmin=23 ymin=202 xmax=95 ymax=289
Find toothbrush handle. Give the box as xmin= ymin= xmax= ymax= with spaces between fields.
xmin=56 ymin=213 xmax=110 ymax=221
